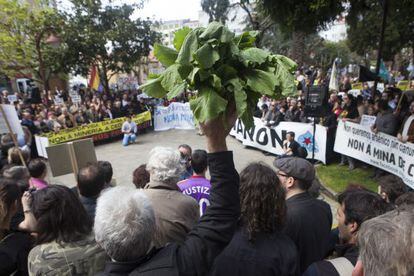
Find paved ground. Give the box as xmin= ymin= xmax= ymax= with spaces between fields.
xmin=48 ymin=129 xmax=338 ymax=225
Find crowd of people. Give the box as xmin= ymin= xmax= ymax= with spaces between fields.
xmin=0 ymin=96 xmax=413 ymax=276
xmin=0 ymin=65 xmax=413 ymax=275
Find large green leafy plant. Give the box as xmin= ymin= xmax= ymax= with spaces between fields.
xmin=141 ymin=22 xmax=297 ymax=129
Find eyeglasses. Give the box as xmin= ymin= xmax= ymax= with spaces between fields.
xmin=276 ymin=172 xmax=290 ymax=178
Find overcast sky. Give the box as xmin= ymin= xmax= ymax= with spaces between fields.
xmin=59 ymin=0 xmax=202 ymax=21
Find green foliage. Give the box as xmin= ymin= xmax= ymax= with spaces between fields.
xmin=0 ymin=0 xmax=65 ymax=88
xmin=201 ymin=0 xmax=230 ymax=24
xmin=154 ymin=44 xmax=178 ymax=67
xmin=346 ymin=0 xmax=414 ymax=61
xmin=141 ymin=22 xmax=297 ymax=129
xmin=60 ymin=0 xmax=160 ymax=91
xmin=173 ymin=27 xmax=192 ymax=51
xmin=258 ymin=0 xmax=344 ymax=34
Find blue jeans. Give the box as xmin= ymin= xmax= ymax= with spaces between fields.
xmin=122 ymin=134 xmax=136 ymax=146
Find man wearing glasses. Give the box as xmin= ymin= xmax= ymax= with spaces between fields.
xmin=274 ymin=157 xmax=333 ymax=273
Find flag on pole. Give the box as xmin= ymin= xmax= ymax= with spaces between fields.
xmin=88 ymin=66 xmax=101 ymax=90
xmin=379 ymin=60 xmax=390 ymax=82
xmin=329 ymin=61 xmax=339 ymax=91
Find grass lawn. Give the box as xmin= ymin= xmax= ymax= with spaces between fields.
xmin=316 ymin=163 xmax=379 ymax=194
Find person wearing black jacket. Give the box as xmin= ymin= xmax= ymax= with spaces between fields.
xmin=210 ymin=162 xmax=299 ymax=276
xmin=273 ymin=157 xmax=332 ymax=274
xmin=95 ymin=108 xmax=240 ymax=275
xmin=303 ymin=190 xmax=388 ymax=276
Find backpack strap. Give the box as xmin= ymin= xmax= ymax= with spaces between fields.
xmin=327 ymin=257 xmax=355 ymax=276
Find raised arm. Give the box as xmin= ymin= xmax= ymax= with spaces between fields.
xmin=176 ymin=104 xmax=239 ymax=275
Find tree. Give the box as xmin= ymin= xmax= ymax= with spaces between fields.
xmin=0 ymin=0 xmax=66 ymax=91
xmin=346 ymin=0 xmax=414 ymax=62
xmin=61 ymin=0 xmax=160 ymax=93
xmin=201 ymin=0 xmax=230 ymax=24
xmin=257 ymin=0 xmax=343 ymax=64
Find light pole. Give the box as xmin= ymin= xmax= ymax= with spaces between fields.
xmin=373 ymin=0 xmax=389 ymax=98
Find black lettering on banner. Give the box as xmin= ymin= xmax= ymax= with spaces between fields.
xmin=366 ymin=144 xmax=371 ymax=155
xmin=244 ymin=126 xmax=255 ymax=141
xmin=256 ymin=128 xmax=268 ymax=146
xmin=408 ymin=164 xmax=414 ymax=177
xmin=269 ymin=128 xmax=283 ymax=148
xmin=236 ymin=120 xmax=243 ymax=134
xmin=399 ymin=157 xmax=405 ymax=169
xmin=348 ymin=138 xmax=364 ymax=152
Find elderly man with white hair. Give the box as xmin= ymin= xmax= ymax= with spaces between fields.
xmin=95 ymin=108 xmax=240 ymax=275
xmin=143 ymin=146 xmax=199 ymax=247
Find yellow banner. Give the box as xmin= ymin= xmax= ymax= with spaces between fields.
xmin=351 ymin=82 xmax=363 ymax=90
xmin=42 ymin=111 xmax=152 ymax=145
xmin=397 ymin=80 xmax=409 ymax=91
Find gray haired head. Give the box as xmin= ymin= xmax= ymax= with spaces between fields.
xmin=94 ymin=186 xmax=156 ymax=262
xmin=146 ymin=147 xmax=184 ymax=185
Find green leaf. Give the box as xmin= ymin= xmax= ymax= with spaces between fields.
xmin=220 ymin=26 xmax=235 ymax=43
xmin=161 ymin=64 xmax=182 ymax=91
xmin=241 ymin=48 xmax=269 ymax=65
xmin=273 ymin=54 xmax=297 ymax=71
xmin=176 ymin=30 xmax=199 ymax=66
xmin=141 ymin=77 xmax=168 ymax=98
xmin=199 ymin=21 xmax=223 ymax=40
xmin=210 ymin=74 xmax=222 ymax=90
xmin=173 ymin=27 xmax=192 ymax=51
xmin=189 ymin=67 xmax=200 ymax=85
xmin=245 ymin=69 xmax=277 ymax=96
xmin=228 ymin=78 xmax=247 ymax=117
xmin=190 ymin=86 xmax=228 ymax=123
xmin=167 ymin=82 xmax=187 ymax=100
xmin=194 ymin=43 xmax=220 ymax=69
xmin=154 ymin=43 xmax=178 ymax=68
xmin=234 ymin=31 xmax=258 ymax=49
xmin=217 ymin=64 xmax=238 ymax=81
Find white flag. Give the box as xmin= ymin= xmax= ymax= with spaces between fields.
xmin=329 ymin=61 xmax=339 ymax=91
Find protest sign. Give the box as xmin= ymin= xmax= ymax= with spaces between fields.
xmin=360 ymin=115 xmax=377 ymax=127
xmin=0 ymin=104 xmax=23 ymax=135
xmin=230 ymin=118 xmax=327 ymax=163
xmin=351 ymin=82 xmax=363 ymax=90
xmin=69 ymin=91 xmax=81 ymax=104
xmin=47 ymin=138 xmax=97 ymax=177
xmin=397 ymin=80 xmax=409 ymax=91
xmin=7 ymin=95 xmax=18 ymax=103
xmin=154 ymin=102 xmax=195 ymax=131
xmin=334 ymin=120 xmax=414 ymax=189
xmin=54 ymin=96 xmax=64 ymax=105
xmin=40 ymin=111 xmax=151 ymax=145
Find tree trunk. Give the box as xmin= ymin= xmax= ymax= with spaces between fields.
xmin=291 ymin=30 xmax=306 ymax=66
xmin=99 ymin=65 xmax=110 ymax=93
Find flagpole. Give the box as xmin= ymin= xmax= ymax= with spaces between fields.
xmin=373 ymin=0 xmax=389 ymax=98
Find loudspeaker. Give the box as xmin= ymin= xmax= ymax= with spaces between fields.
xmin=304 ymin=85 xmax=329 ymax=117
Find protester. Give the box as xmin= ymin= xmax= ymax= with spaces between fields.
xmin=0 ymin=178 xmax=33 ymax=276
xmin=132 ymin=164 xmax=150 ymax=189
xmin=27 ymin=159 xmax=48 ymax=190
xmin=285 ymin=99 xmax=301 ymax=122
xmin=178 ymin=149 xmax=211 ymax=216
xmin=397 ymin=101 xmax=414 ymax=143
xmin=281 ymin=131 xmax=301 ymax=157
xmin=273 ymin=157 xmax=332 ymax=273
xmin=121 ymin=115 xmax=137 ymax=146
xmin=395 ymin=191 xmax=414 ymax=207
xmin=303 ymin=189 xmax=388 ymax=275
xmin=354 ymin=209 xmax=414 ymax=276
xmin=7 ymin=147 xmax=30 ymax=167
xmin=210 ymin=162 xmax=299 ymax=276
xmin=377 ymin=175 xmax=408 ymax=205
xmin=27 ymin=185 xmax=106 ymax=275
xmin=94 ymin=109 xmax=240 ymax=275
xmin=338 ymin=93 xmax=359 ymax=170
xmin=178 ymin=144 xmax=193 ymax=181
xmin=97 ymin=160 xmax=116 ymax=188
xmin=144 ymin=146 xmax=199 ymax=246
xmin=75 ymin=163 xmax=106 ymax=220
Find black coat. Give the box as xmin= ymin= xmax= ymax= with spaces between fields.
xmin=101 ymin=151 xmax=240 ymax=276
xmin=302 ymin=243 xmax=359 ymax=276
xmin=209 ymin=227 xmax=299 ymax=276
xmin=284 ymin=193 xmax=332 ymax=273
xmin=0 ymin=231 xmax=33 ymax=276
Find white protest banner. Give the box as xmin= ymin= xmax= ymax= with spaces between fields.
xmin=230 ymin=117 xmax=327 ymax=163
xmin=360 ymin=115 xmax=376 ymax=127
xmin=54 ymin=96 xmax=64 ymax=105
xmin=154 ymin=102 xmax=195 ymax=131
xmin=7 ymin=95 xmax=18 ymax=103
xmin=70 ymin=94 xmax=81 ymax=104
xmin=0 ymin=104 xmax=24 ymax=135
xmin=334 ymin=120 xmax=414 ymax=189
